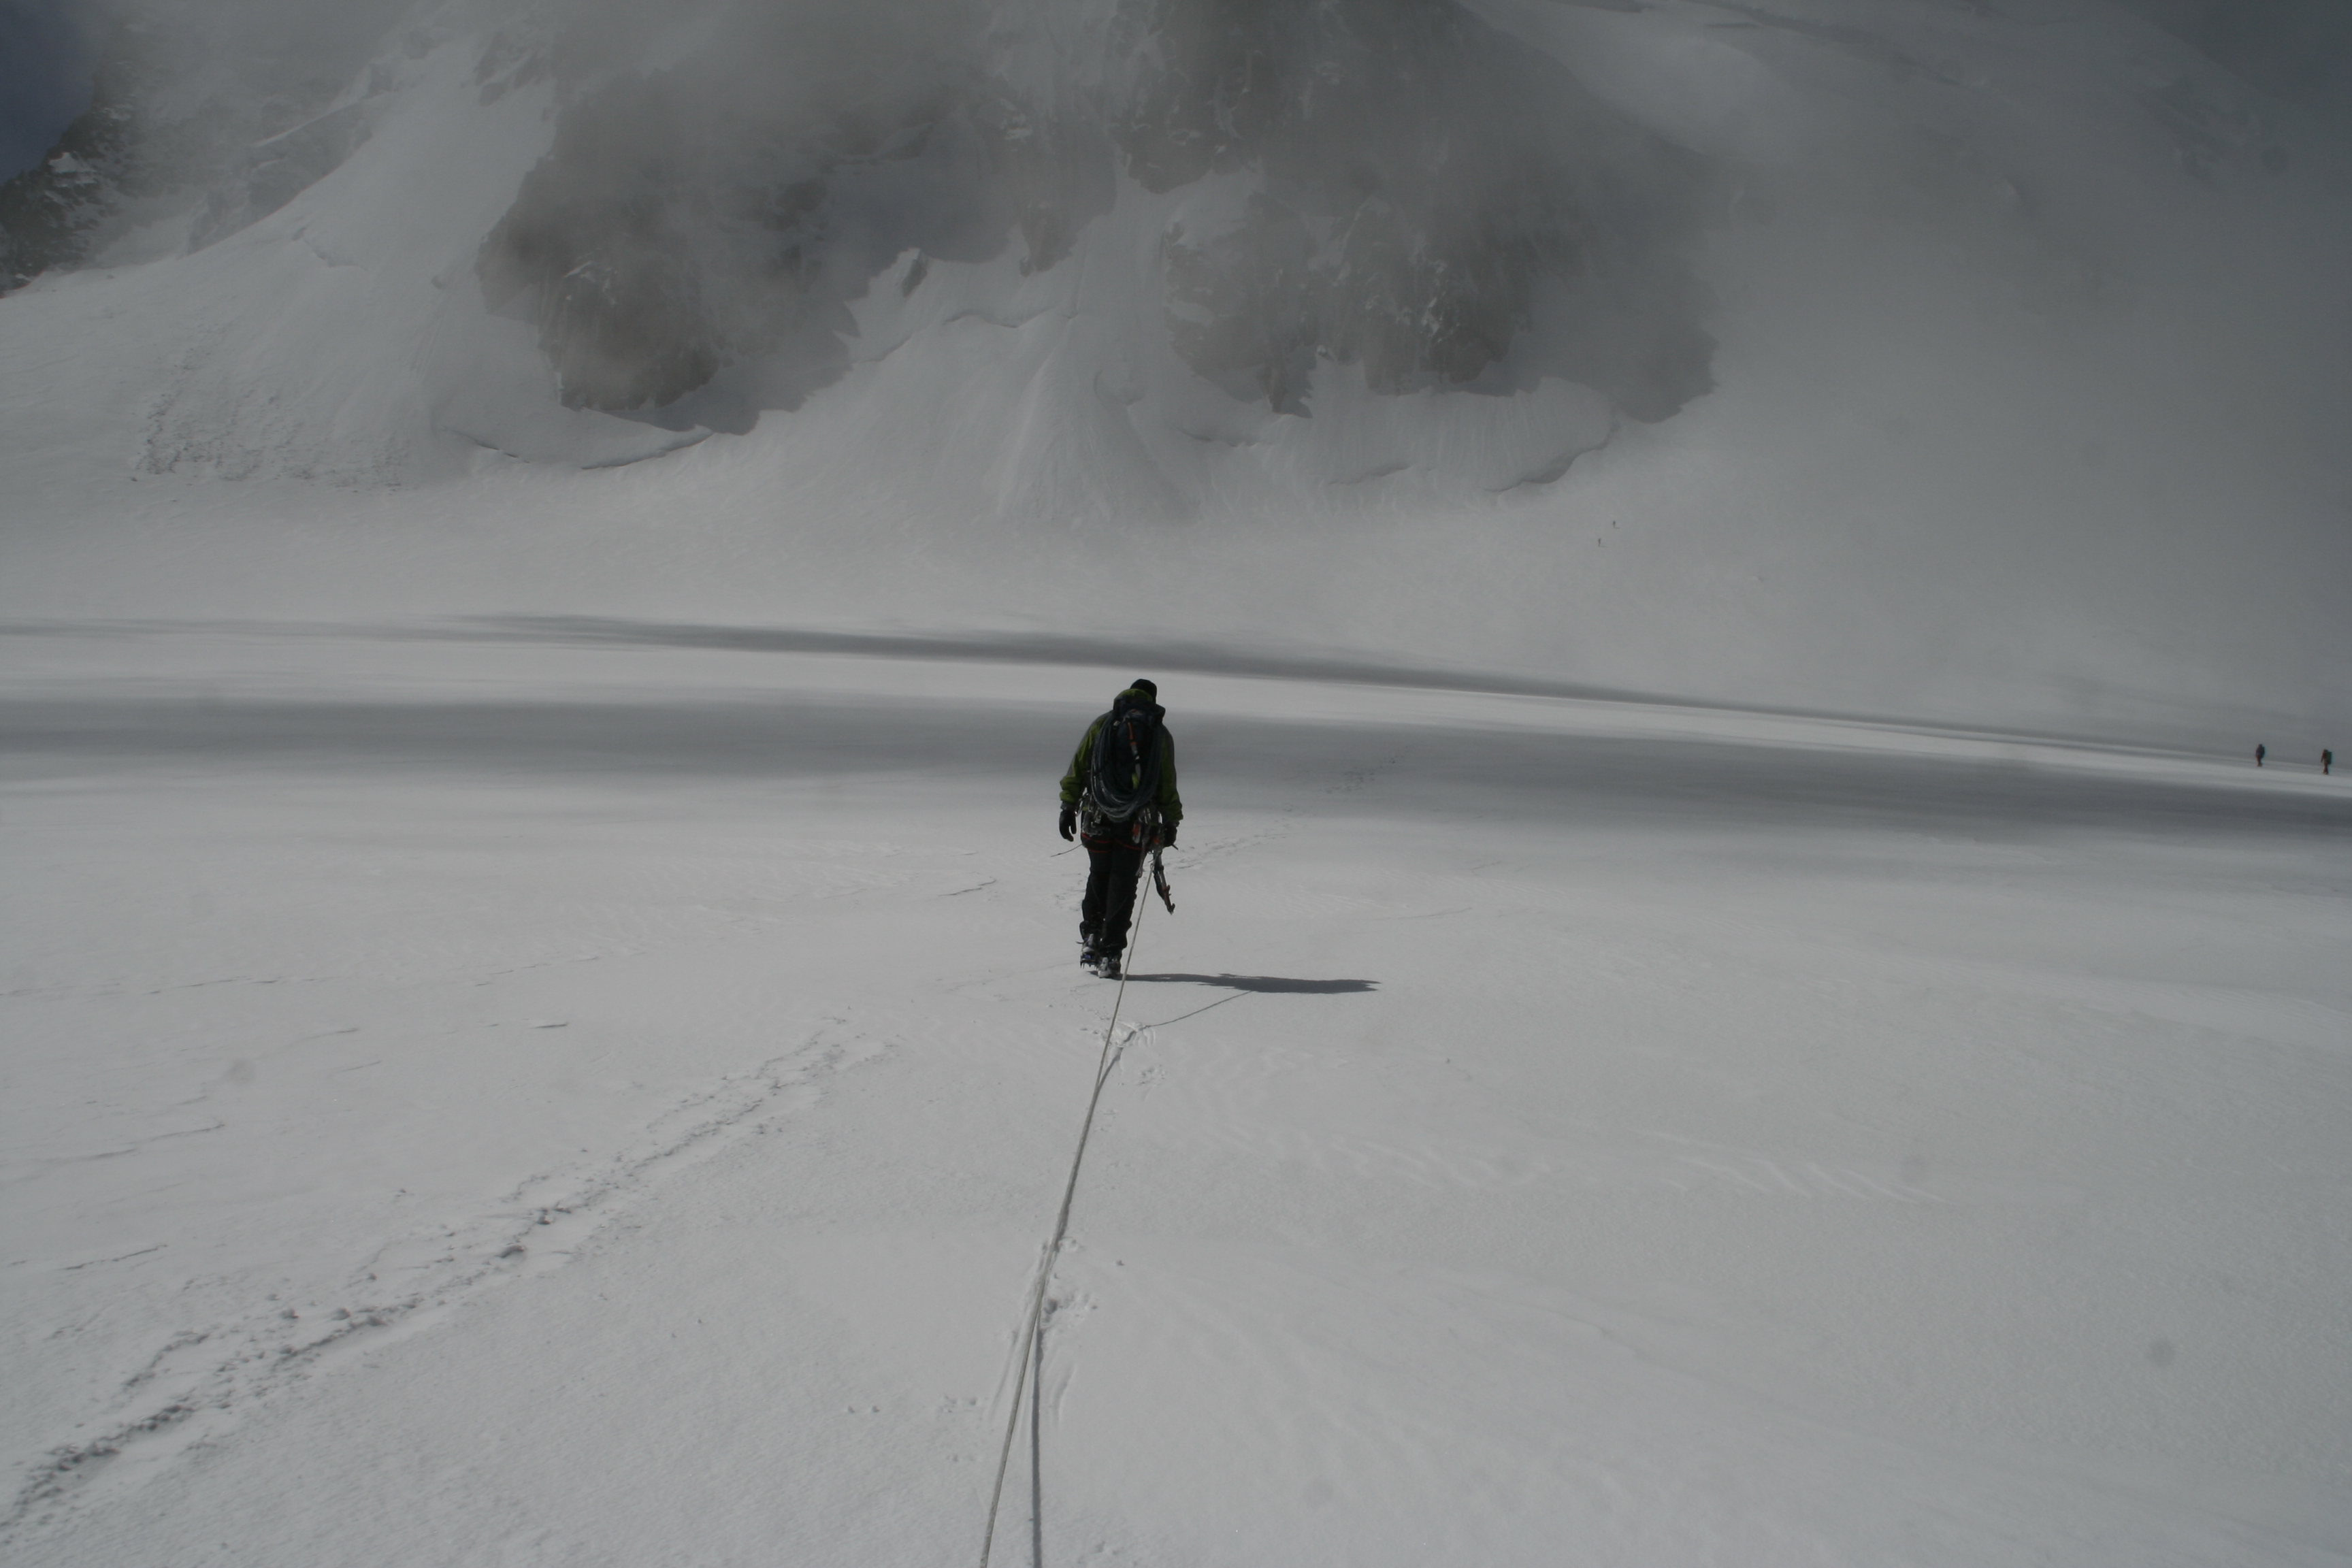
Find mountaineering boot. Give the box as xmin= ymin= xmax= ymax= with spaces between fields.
xmin=1092 ymin=951 xmax=1122 ymax=980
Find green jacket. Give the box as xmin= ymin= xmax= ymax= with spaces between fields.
xmin=1060 ymin=690 xmax=1183 ymax=827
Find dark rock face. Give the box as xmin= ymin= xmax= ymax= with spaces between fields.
xmin=0 ymin=16 xmax=216 ymax=291
xmin=1117 ymin=0 xmax=1712 ymax=415
xmin=485 ymin=0 xmax=1718 ymax=423
xmin=0 ymin=92 xmax=133 ymax=292
xmin=0 ymin=1 xmax=409 ymax=292
xmin=476 ymin=1 xmax=1113 ymax=412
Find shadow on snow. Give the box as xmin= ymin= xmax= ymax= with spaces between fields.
xmin=1126 ymin=974 xmax=1378 ymax=994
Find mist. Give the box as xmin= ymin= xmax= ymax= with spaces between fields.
xmin=5 ymin=7 xmax=2352 ymax=1559
xmin=1 ymin=0 xmax=2348 ymax=739
xmin=470 ymin=0 xmax=1716 ymax=425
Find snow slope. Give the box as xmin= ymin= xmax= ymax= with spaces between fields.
xmin=3 ymin=2 xmax=2351 ymax=1561
xmin=0 ymin=0 xmax=2347 ymax=738
xmin=3 ymin=623 xmax=2349 ymax=1563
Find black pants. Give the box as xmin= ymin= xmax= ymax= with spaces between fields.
xmin=1080 ymin=840 xmax=1147 ymax=956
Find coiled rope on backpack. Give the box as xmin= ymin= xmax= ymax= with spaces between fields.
xmin=1081 ymin=701 xmax=1166 ymax=827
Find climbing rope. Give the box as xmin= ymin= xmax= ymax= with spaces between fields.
xmin=977 ymin=859 xmax=1153 ymax=1568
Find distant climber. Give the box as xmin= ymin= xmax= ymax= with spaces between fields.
xmin=1059 ymin=680 xmax=1182 ymax=979
xmin=2326 ymin=749 xmax=2334 ymax=777
xmin=2256 ymin=743 xmax=2266 ymax=768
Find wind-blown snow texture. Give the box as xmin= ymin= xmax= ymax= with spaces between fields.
xmin=2 ymin=1 xmax=2351 ymax=1562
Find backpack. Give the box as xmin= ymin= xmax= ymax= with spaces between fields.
xmin=1083 ymin=696 xmax=1166 ymax=826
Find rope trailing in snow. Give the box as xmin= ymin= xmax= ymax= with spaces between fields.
xmin=978 ymin=860 xmax=1152 ymax=1568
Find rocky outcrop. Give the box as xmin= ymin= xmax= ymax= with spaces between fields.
xmin=479 ymin=0 xmax=1717 ymax=423
xmin=0 ymin=18 xmax=188 ymax=291
xmin=1115 ymin=0 xmax=1712 ymax=416
xmin=0 ymin=2 xmax=406 ymax=292
xmin=476 ymin=3 xmax=1113 ymax=412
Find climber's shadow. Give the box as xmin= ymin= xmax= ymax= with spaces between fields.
xmin=1127 ymin=974 xmax=1377 ymax=994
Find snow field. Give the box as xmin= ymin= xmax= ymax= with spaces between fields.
xmin=5 ymin=0 xmax=2349 ymax=1556
xmin=3 ymin=625 xmax=2348 ymax=1563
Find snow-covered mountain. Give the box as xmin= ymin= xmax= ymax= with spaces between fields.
xmin=1 ymin=0 xmax=2347 ymax=741
xmin=5 ymin=9 xmax=2351 ymax=1561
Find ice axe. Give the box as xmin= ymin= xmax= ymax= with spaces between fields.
xmin=1151 ymin=847 xmax=1175 ymax=914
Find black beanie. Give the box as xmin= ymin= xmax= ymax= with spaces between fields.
xmin=1128 ymin=679 xmax=1158 ymax=698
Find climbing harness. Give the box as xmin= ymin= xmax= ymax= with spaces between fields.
xmin=977 ymin=854 xmax=1158 ymax=1568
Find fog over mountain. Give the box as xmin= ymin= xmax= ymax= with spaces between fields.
xmin=4 ymin=12 xmax=2351 ymax=1559
xmin=468 ymin=0 xmax=1714 ymax=423
xmin=1 ymin=0 xmax=2347 ymax=740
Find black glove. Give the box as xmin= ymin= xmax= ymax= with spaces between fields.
xmin=1160 ymin=822 xmax=1177 ymax=848
xmin=1058 ymin=806 xmax=1076 ymax=841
